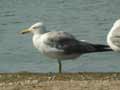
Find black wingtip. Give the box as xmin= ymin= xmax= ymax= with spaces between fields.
xmin=93 ymin=44 xmax=113 ymax=52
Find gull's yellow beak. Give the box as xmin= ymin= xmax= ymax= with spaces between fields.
xmin=20 ymin=29 xmax=31 ymax=34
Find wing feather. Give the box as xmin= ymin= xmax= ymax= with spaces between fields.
xmin=43 ymin=31 xmax=96 ymax=54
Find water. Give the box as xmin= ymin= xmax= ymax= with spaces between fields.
xmin=0 ymin=0 xmax=120 ymax=72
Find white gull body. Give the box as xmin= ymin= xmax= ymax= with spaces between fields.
xmin=107 ymin=19 xmax=120 ymax=51
xmin=21 ymin=22 xmax=112 ymax=73
xmin=33 ymin=31 xmax=81 ymax=60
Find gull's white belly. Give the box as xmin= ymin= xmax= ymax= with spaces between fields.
xmin=108 ymin=40 xmax=120 ymax=51
xmin=38 ymin=42 xmax=80 ymax=60
xmin=33 ymin=34 xmax=80 ymax=60
xmin=107 ymin=35 xmax=120 ymax=52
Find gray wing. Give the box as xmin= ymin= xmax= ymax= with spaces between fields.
xmin=44 ymin=31 xmax=96 ymax=54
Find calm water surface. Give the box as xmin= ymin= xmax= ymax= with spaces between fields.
xmin=0 ymin=0 xmax=120 ymax=72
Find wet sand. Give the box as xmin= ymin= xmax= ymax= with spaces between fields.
xmin=0 ymin=72 xmax=120 ymax=90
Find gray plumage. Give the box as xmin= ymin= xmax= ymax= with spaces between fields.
xmin=43 ymin=31 xmax=111 ymax=56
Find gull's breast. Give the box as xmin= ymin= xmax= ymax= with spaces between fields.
xmin=107 ymin=35 xmax=120 ymax=52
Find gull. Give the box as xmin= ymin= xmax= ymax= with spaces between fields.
xmin=107 ymin=19 xmax=120 ymax=51
xmin=20 ymin=22 xmax=112 ymax=73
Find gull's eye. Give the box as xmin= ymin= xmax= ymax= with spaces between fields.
xmin=33 ymin=27 xmax=38 ymax=29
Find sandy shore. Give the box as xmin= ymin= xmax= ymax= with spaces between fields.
xmin=0 ymin=72 xmax=120 ymax=90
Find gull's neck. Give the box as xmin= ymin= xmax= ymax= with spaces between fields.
xmin=32 ymin=28 xmax=48 ymax=44
xmin=32 ymin=30 xmax=47 ymax=49
xmin=33 ymin=28 xmax=48 ymax=36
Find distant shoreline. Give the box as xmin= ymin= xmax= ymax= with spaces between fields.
xmin=0 ymin=72 xmax=120 ymax=90
xmin=0 ymin=72 xmax=120 ymax=81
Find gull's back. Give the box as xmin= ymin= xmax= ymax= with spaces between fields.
xmin=36 ymin=31 xmax=98 ymax=59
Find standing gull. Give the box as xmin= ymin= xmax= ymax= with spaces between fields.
xmin=107 ymin=19 xmax=120 ymax=51
xmin=20 ymin=22 xmax=112 ymax=73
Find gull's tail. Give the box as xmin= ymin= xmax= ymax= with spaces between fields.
xmin=92 ymin=44 xmax=112 ymax=52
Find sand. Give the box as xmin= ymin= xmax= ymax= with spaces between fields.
xmin=0 ymin=72 xmax=120 ymax=90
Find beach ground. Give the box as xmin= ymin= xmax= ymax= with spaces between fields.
xmin=0 ymin=72 xmax=120 ymax=90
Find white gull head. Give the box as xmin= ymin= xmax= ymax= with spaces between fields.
xmin=107 ymin=19 xmax=120 ymax=51
xmin=29 ymin=22 xmax=47 ymax=34
xmin=21 ymin=22 xmax=47 ymax=35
